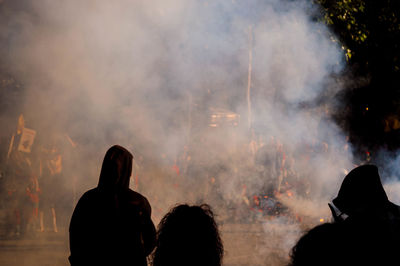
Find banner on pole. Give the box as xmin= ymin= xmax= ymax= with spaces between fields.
xmin=17 ymin=128 xmax=36 ymax=153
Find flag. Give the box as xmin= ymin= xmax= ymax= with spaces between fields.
xmin=17 ymin=128 xmax=36 ymax=153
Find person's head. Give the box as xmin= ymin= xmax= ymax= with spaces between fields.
xmin=291 ymin=221 xmax=398 ymax=266
xmin=332 ymin=164 xmax=389 ymax=218
xmin=152 ymin=204 xmax=223 ymax=266
xmin=289 ymin=223 xmax=343 ymax=266
xmin=97 ymin=145 xmax=133 ymax=193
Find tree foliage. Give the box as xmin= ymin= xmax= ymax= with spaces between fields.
xmin=316 ymin=0 xmax=400 ymax=152
xmin=317 ymin=0 xmax=400 ymax=77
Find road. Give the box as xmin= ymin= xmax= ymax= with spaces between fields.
xmin=0 ymin=224 xmax=294 ymax=266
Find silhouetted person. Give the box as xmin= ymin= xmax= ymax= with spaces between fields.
xmin=330 ymin=164 xmax=400 ymax=264
xmin=290 ymin=165 xmax=400 ymax=265
xmin=151 ymin=204 xmax=223 ymax=266
xmin=331 ymin=164 xmax=400 ymax=226
xmin=69 ymin=145 xmax=156 ymax=266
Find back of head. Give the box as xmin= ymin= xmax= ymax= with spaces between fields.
xmin=97 ymin=145 xmax=133 ymax=193
xmin=289 ymin=222 xmax=397 ymax=266
xmin=152 ymin=204 xmax=223 ymax=266
xmin=332 ymin=164 xmax=389 ymax=217
xmin=290 ymin=223 xmax=344 ymax=266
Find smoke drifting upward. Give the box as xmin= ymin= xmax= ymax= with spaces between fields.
xmin=1 ymin=0 xmax=358 ymax=264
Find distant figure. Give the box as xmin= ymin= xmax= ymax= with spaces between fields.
xmin=39 ymin=144 xmax=62 ymax=233
xmin=290 ymin=164 xmax=400 ymax=265
xmin=69 ymin=145 xmax=156 ymax=266
xmin=151 ymin=204 xmax=223 ymax=266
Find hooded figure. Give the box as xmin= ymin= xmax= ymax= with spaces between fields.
xmin=328 ymin=165 xmax=400 ymax=264
xmin=69 ymin=145 xmax=156 ymax=266
xmin=332 ymin=164 xmax=400 ymax=222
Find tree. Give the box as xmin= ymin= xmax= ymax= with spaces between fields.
xmin=316 ymin=0 xmax=400 ymax=154
xmin=317 ymin=0 xmax=400 ymax=77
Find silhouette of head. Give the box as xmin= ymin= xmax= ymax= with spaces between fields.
xmin=98 ymin=145 xmax=133 ymax=193
xmin=152 ymin=204 xmax=223 ymax=266
xmin=291 ymin=220 xmax=400 ymax=266
xmin=290 ymin=223 xmax=344 ymax=266
xmin=332 ymin=164 xmax=389 ymax=217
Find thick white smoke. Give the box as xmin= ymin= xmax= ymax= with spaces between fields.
xmin=0 ymin=0 xmax=355 ymax=265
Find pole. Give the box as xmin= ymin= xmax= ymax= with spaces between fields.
xmin=246 ymin=26 xmax=253 ymax=131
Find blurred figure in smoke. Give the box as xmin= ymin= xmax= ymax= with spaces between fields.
xmin=254 ymin=137 xmax=278 ymax=195
xmin=151 ymin=204 xmax=223 ymax=266
xmin=38 ymin=143 xmax=63 ymax=233
xmin=4 ymin=114 xmax=38 ymax=237
xmin=69 ymin=145 xmax=156 ymax=266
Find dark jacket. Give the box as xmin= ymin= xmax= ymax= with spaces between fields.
xmin=69 ymin=145 xmax=156 ymax=266
xmin=331 ymin=165 xmax=400 ymax=264
xmin=333 ymin=164 xmax=400 ymax=223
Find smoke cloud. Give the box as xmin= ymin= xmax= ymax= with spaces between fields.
xmin=0 ymin=0 xmax=361 ymax=265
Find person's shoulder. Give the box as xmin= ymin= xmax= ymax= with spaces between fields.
xmin=126 ymin=189 xmax=148 ymax=202
xmin=81 ymin=187 xmax=98 ymax=197
xmin=76 ymin=188 xmax=99 ymax=204
xmin=126 ymin=189 xmax=152 ymax=211
xmin=388 ymin=202 xmax=400 ymax=216
xmin=70 ymin=188 xmax=99 ymax=222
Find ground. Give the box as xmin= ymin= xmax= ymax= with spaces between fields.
xmin=0 ymin=223 xmax=295 ymax=266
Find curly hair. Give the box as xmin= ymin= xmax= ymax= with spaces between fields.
xmin=151 ymin=204 xmax=224 ymax=266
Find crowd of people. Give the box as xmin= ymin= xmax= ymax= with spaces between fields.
xmin=0 ymin=115 xmax=75 ymax=237
xmin=1 ymin=113 xmax=354 ymax=238
xmin=69 ymin=145 xmax=400 ymax=266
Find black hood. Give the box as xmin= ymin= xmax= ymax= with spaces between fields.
xmin=97 ymin=145 xmax=133 ymax=193
xmin=333 ymin=164 xmax=389 ymax=216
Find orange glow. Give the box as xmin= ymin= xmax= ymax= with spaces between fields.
xmin=319 ymin=218 xmax=324 ymax=223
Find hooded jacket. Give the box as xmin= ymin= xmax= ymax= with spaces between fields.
xmin=69 ymin=145 xmax=156 ymax=266
xmin=330 ymin=165 xmax=400 ymax=264
xmin=333 ymin=164 xmax=400 ymax=220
